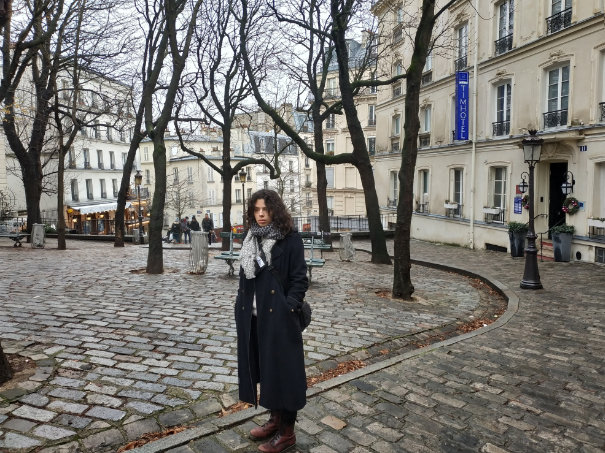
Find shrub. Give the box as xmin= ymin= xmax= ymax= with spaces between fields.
xmin=507 ymin=221 xmax=528 ymax=233
xmin=551 ymin=224 xmax=575 ymax=235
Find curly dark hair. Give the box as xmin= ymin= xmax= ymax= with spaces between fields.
xmin=246 ymin=189 xmax=293 ymax=235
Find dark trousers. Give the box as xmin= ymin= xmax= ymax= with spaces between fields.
xmin=207 ymin=231 xmax=213 ymax=245
xmin=250 ymin=316 xmax=297 ymax=425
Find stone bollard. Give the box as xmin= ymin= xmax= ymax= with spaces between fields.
xmin=190 ymin=231 xmax=209 ymax=274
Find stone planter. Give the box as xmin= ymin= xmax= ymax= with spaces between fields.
xmin=508 ymin=231 xmax=526 ymax=258
xmin=552 ymin=232 xmax=572 ymax=262
xmin=587 ymin=218 xmax=605 ymax=228
xmin=482 ymin=207 xmax=501 ymax=215
xmin=444 ymin=202 xmax=458 ymax=210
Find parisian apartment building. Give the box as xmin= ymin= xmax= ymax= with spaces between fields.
xmin=368 ymin=0 xmax=605 ymax=263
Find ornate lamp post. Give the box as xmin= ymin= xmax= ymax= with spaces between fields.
xmin=134 ymin=169 xmax=143 ymax=242
xmin=239 ymin=169 xmax=247 ymax=230
xmin=520 ymin=130 xmax=543 ymax=290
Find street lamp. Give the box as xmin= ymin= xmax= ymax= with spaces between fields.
xmin=134 ymin=169 xmax=143 ymax=242
xmin=239 ymin=169 xmax=247 ymax=230
xmin=519 ymin=130 xmax=543 ymax=290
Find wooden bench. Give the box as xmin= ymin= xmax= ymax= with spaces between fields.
xmin=214 ymin=231 xmax=244 ymax=276
xmin=0 ymin=232 xmax=29 ymax=247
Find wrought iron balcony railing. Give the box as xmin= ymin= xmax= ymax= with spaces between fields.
xmin=494 ymin=34 xmax=513 ymax=56
xmin=421 ymin=70 xmax=432 ymax=86
xmin=543 ymin=109 xmax=568 ymax=128
xmin=546 ymin=8 xmax=572 ymax=35
xmin=599 ymin=101 xmax=605 ymax=122
xmin=368 ymin=118 xmax=376 ymax=127
xmin=454 ymin=55 xmax=467 ymax=72
xmin=492 ymin=120 xmax=510 ymax=136
xmin=419 ymin=133 xmax=431 ymax=148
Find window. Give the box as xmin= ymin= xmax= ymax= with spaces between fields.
xmin=326 ymin=167 xmax=334 ymax=188
xmin=422 ymin=52 xmax=433 ymax=85
xmin=173 ymin=168 xmax=179 ymax=183
xmin=288 ymin=160 xmax=293 ymax=172
xmin=71 ymin=179 xmax=79 ymax=201
xmin=83 ymin=148 xmax=90 ymax=168
xmin=368 ymin=137 xmax=376 ymax=156
xmin=368 ymin=105 xmax=376 ymax=126
xmin=419 ymin=106 xmax=431 ymax=147
xmin=112 ymin=179 xmax=118 ymax=197
xmin=247 ymin=188 xmax=252 ymax=199
xmin=97 ymin=150 xmax=104 ymax=169
xmin=545 ymin=65 xmax=569 ymax=128
xmin=327 ymin=78 xmax=338 ymax=97
xmin=235 ymin=189 xmax=241 ymax=203
xmin=188 ymin=191 xmax=194 ymax=208
xmin=122 ymin=153 xmax=127 ymax=165
xmin=391 ymin=139 xmax=400 ymax=153
xmin=86 ymin=179 xmax=94 ymax=200
xmin=547 ymin=0 xmax=572 ymax=34
xmin=187 ymin=166 xmax=193 ymax=184
xmin=306 ymin=193 xmax=312 ymax=207
xmin=94 ymin=121 xmax=101 ymax=139
xmin=68 ymin=148 xmax=76 ymax=169
xmin=61 ymin=80 xmax=69 ymax=101
xmin=422 ymin=106 xmax=431 ymax=132
xmin=106 ymin=127 xmax=112 ymax=141
xmin=327 ymin=196 xmax=334 ymax=214
xmin=490 ymin=166 xmax=507 ymax=210
xmin=326 ymin=113 xmax=336 ymax=129
xmin=145 ymin=170 xmax=150 ymax=185
xmin=305 ymin=156 xmax=310 ymax=168
xmin=394 ymin=60 xmax=403 ymax=76
xmin=263 ymin=180 xmax=269 ymax=189
xmin=345 ymin=167 xmax=356 ymax=188
xmin=396 ymin=6 xmax=403 ymax=23
xmin=450 ymin=168 xmax=464 ymax=216
xmin=171 ymin=146 xmax=178 ymax=157
xmin=392 ymin=24 xmax=403 ymax=43
xmin=370 ymin=72 xmax=377 ymax=94
xmin=305 ymin=174 xmax=311 ymax=187
xmin=289 ymin=179 xmax=294 ymax=193
xmin=389 ymin=171 xmax=398 ymax=207
xmin=392 ymin=115 xmax=401 ymax=136
xmin=100 ymin=179 xmax=107 ymax=198
xmin=208 ymin=167 xmax=214 ymax=182
xmin=208 ymin=189 xmax=215 ymax=205
xmin=392 ymin=83 xmax=402 ymax=98
xmin=455 ymin=24 xmax=468 ymax=71
xmin=494 ymin=82 xmax=512 ymax=136
xmin=495 ymin=0 xmax=514 ymax=55
xmin=326 ymin=140 xmax=335 ymax=155
xmin=109 ymin=151 xmax=115 ymax=169
xmin=143 ymin=146 xmax=149 ymax=161
xmin=418 ymin=170 xmax=429 ymax=212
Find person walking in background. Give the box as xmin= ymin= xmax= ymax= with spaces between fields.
xmin=181 ymin=217 xmax=191 ymax=244
xmin=170 ymin=219 xmax=181 ymax=244
xmin=202 ymin=213 xmax=214 ymax=245
xmin=234 ymin=189 xmax=308 ymax=452
xmin=189 ymin=215 xmax=200 ymax=233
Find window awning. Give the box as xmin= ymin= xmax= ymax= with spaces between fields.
xmin=68 ymin=201 xmax=131 ymax=215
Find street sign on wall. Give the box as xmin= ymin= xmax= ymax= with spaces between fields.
xmin=455 ymin=72 xmax=469 ymax=141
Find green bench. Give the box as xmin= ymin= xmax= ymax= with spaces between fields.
xmin=214 ymin=231 xmax=244 ymax=276
xmin=300 ymin=233 xmax=327 ymax=282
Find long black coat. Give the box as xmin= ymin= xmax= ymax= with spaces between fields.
xmin=234 ymin=231 xmax=309 ymax=411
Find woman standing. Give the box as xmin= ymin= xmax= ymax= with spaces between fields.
xmin=235 ymin=189 xmax=308 ymax=452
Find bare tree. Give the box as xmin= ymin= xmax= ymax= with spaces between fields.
xmin=164 ymin=168 xmax=196 ymax=222
xmin=393 ymin=0 xmax=461 ymax=299
xmin=239 ymin=0 xmax=394 ymax=263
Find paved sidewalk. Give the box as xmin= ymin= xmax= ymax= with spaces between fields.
xmin=132 ymin=239 xmax=605 ymax=453
xmin=0 ymin=238 xmax=500 ymax=452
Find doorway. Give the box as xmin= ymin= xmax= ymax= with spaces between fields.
xmin=549 ymin=162 xmax=568 ymax=234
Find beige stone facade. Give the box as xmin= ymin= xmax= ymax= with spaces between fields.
xmin=372 ymin=0 xmax=605 ymax=262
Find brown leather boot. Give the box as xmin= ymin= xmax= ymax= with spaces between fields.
xmin=258 ymin=421 xmax=295 ymax=452
xmin=250 ymin=411 xmax=280 ymax=440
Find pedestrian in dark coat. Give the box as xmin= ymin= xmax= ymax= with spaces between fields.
xmin=234 ymin=189 xmax=308 ymax=453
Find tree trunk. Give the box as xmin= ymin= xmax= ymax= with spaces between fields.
xmin=393 ymin=0 xmax=436 ymax=299
xmin=146 ymin=138 xmax=167 ymax=274
xmin=57 ymin=148 xmax=66 ymax=250
xmin=222 ymin=131 xmax=233 ymax=251
xmin=23 ymin=163 xmax=42 ymax=238
xmin=313 ymin=116 xmax=330 ymax=236
xmin=0 ymin=342 xmax=12 ymax=384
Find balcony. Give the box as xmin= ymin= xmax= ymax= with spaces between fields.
xmin=68 ymin=161 xmax=76 ymax=169
xmin=72 ymin=194 xmax=79 ymax=202
xmin=494 ymin=34 xmax=512 ymax=56
xmin=101 ymin=192 xmax=107 ymax=199
xmin=392 ymin=83 xmax=402 ymax=98
xmin=84 ymin=162 xmax=91 ymax=169
xmin=454 ymin=55 xmax=467 ymax=72
xmin=600 ymin=102 xmax=605 ymax=122
xmin=419 ymin=133 xmax=430 ymax=148
xmin=492 ymin=120 xmax=510 ymax=136
xmin=98 ymin=162 xmax=104 ymax=169
xmin=546 ymin=8 xmax=572 ymax=35
xmin=421 ymin=70 xmax=432 ymax=86
xmin=368 ymin=118 xmax=376 ymax=127
xmin=543 ymin=109 xmax=568 ymax=128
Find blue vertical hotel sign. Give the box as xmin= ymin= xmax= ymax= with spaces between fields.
xmin=456 ymin=71 xmax=469 ymax=141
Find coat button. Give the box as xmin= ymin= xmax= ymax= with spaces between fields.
xmin=270 ymin=290 xmax=275 ymax=294
xmin=291 ymin=308 xmax=294 ymax=312
xmin=269 ymin=308 xmax=273 ymax=312
xmin=242 ymin=306 xmax=245 ymax=310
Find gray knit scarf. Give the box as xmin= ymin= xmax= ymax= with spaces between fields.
xmin=240 ymin=223 xmax=285 ymax=279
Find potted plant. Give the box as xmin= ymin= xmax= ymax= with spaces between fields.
xmin=551 ymin=224 xmax=575 ymax=262
xmin=507 ymin=221 xmax=528 ymax=257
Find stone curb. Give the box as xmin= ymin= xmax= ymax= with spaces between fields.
xmin=128 ymin=256 xmax=519 ymax=453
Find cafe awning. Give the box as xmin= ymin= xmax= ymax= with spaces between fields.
xmin=68 ymin=201 xmax=131 ymax=215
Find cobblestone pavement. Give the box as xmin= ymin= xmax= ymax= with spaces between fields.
xmin=0 ymin=238 xmax=500 ymax=452
xmin=129 ymin=239 xmax=604 ymax=453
